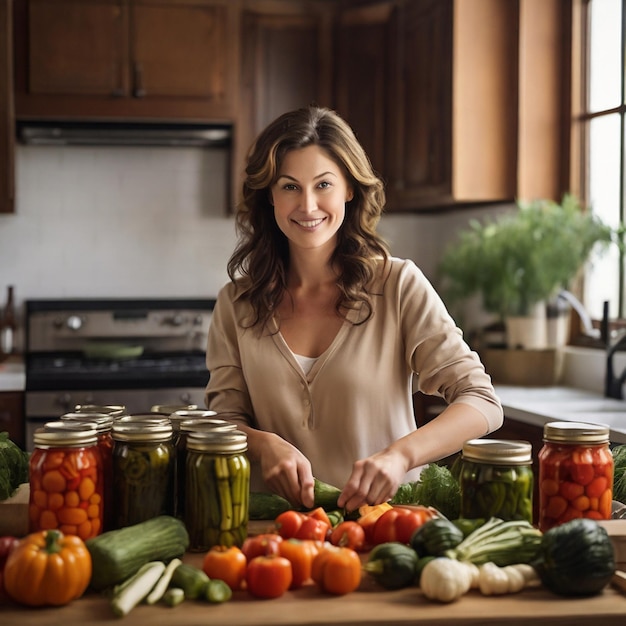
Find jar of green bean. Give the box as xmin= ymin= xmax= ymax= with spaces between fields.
xmin=185 ymin=429 xmax=250 ymax=552
xmin=459 ymin=439 xmax=534 ymax=523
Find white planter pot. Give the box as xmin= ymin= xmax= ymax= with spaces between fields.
xmin=505 ymin=303 xmax=548 ymax=349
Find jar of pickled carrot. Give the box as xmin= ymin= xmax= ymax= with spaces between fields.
xmin=29 ymin=424 xmax=103 ymax=540
xmin=538 ymin=421 xmax=613 ymax=532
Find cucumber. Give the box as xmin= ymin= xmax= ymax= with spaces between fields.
xmin=163 ymin=587 xmax=185 ymax=607
xmin=249 ymin=492 xmax=292 ymax=519
xmin=170 ymin=563 xmax=210 ymax=599
xmin=86 ymin=515 xmax=189 ymax=590
xmin=313 ymin=478 xmax=342 ymax=511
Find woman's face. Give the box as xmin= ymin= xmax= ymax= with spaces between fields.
xmin=271 ymin=145 xmax=353 ymax=254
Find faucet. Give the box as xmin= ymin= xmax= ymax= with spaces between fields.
xmin=604 ymin=300 xmax=626 ymax=399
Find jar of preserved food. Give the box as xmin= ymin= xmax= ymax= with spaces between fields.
xmin=61 ymin=412 xmax=116 ymax=531
xmin=538 ymin=421 xmax=613 ymax=532
xmin=185 ymin=429 xmax=250 ymax=552
xmin=74 ymin=404 xmax=127 ymax=419
xmin=29 ymin=424 xmax=103 ymax=540
xmin=150 ymin=404 xmax=198 ymax=415
xmin=111 ymin=421 xmax=174 ymax=529
xmin=459 ymin=439 xmax=534 ymax=523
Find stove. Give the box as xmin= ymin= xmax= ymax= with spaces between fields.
xmin=24 ymin=298 xmax=215 ymax=450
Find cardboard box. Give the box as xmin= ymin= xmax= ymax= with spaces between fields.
xmin=0 ymin=483 xmax=29 ymax=536
xmin=481 ymin=348 xmax=564 ymax=386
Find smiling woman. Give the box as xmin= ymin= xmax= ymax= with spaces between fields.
xmin=205 ymin=105 xmax=503 ymax=513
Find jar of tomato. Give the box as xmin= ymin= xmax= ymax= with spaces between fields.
xmin=538 ymin=421 xmax=613 ymax=532
xmin=459 ymin=439 xmax=534 ymax=523
xmin=29 ymin=424 xmax=103 ymax=540
xmin=185 ymin=429 xmax=250 ymax=552
xmin=111 ymin=420 xmax=174 ymax=529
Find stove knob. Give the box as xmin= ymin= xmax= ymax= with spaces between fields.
xmin=66 ymin=315 xmax=83 ymax=331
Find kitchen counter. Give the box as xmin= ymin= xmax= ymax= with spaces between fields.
xmin=495 ymin=384 xmax=626 ymax=444
xmin=2 ymin=521 xmax=626 ymax=625
xmin=0 ymin=356 xmax=25 ymax=392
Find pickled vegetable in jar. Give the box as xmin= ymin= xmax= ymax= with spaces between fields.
xmin=459 ymin=439 xmax=534 ymax=523
xmin=538 ymin=421 xmax=613 ymax=532
xmin=29 ymin=424 xmax=103 ymax=540
xmin=111 ymin=421 xmax=174 ymax=529
xmin=185 ymin=429 xmax=250 ymax=552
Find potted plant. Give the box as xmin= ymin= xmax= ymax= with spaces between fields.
xmin=437 ymin=194 xmax=615 ymax=349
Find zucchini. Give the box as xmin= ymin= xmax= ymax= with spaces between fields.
xmin=86 ymin=515 xmax=190 ymax=590
xmin=312 ymin=478 xmax=342 ymax=511
xmin=363 ymin=542 xmax=419 ymax=590
xmin=110 ymin=561 xmax=165 ymax=618
xmin=170 ymin=563 xmax=210 ymax=599
xmin=249 ymin=492 xmax=292 ymax=520
xmin=204 ymin=579 xmax=233 ymax=603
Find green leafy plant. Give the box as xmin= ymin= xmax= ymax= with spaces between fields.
xmin=437 ymin=194 xmax=615 ymax=319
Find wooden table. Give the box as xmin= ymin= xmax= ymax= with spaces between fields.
xmin=2 ymin=522 xmax=626 ymax=625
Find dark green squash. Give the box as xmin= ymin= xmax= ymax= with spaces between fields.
xmin=363 ymin=542 xmax=419 ymax=589
xmin=409 ymin=518 xmax=464 ymax=556
xmin=534 ymin=518 xmax=615 ymax=596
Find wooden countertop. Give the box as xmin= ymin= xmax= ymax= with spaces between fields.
xmin=2 ymin=521 xmax=626 ymax=625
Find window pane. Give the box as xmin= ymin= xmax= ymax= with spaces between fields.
xmin=584 ymin=113 xmax=622 ymax=319
xmin=589 ymin=0 xmax=622 ymax=111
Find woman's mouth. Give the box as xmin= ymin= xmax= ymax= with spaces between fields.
xmin=294 ymin=218 xmax=325 ymax=229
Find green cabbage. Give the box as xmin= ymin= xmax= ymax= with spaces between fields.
xmin=0 ymin=431 xmax=29 ymax=500
xmin=612 ymin=444 xmax=626 ymax=504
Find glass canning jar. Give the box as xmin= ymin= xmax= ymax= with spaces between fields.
xmin=459 ymin=439 xmax=534 ymax=523
xmin=185 ymin=429 xmax=250 ymax=552
xmin=111 ymin=420 xmax=174 ymax=529
xmin=538 ymin=421 xmax=613 ymax=532
xmin=29 ymin=424 xmax=103 ymax=540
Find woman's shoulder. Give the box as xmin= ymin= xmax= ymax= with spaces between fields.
xmin=374 ymin=256 xmax=427 ymax=288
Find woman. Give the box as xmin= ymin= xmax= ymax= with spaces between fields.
xmin=205 ymin=105 xmax=503 ymax=512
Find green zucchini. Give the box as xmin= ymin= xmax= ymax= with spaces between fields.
xmin=170 ymin=563 xmax=210 ymax=599
xmin=249 ymin=492 xmax=292 ymax=520
xmin=410 ymin=518 xmax=464 ymax=556
xmin=312 ymin=478 xmax=342 ymax=511
xmin=86 ymin=515 xmax=190 ymax=590
xmin=363 ymin=542 xmax=419 ymax=590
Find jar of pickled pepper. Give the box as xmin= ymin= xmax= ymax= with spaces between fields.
xmin=62 ymin=412 xmax=116 ymax=531
xmin=111 ymin=420 xmax=174 ymax=529
xmin=459 ymin=439 xmax=534 ymax=523
xmin=29 ymin=424 xmax=104 ymax=540
xmin=538 ymin=421 xmax=613 ymax=532
xmin=185 ymin=429 xmax=250 ymax=552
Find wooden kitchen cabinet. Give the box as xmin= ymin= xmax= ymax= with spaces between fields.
xmin=13 ymin=0 xmax=240 ymax=122
xmin=0 ymin=391 xmax=25 ymax=450
xmin=0 ymin=0 xmax=14 ymax=214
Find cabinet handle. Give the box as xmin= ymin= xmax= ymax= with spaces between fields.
xmin=133 ymin=62 xmax=146 ymax=98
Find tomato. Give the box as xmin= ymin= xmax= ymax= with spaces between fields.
xmin=202 ymin=545 xmax=247 ymax=591
xmin=356 ymin=503 xmax=393 ymax=545
xmin=0 ymin=536 xmax=19 ymax=600
xmin=275 ymin=510 xmax=305 ymax=539
xmin=246 ymin=555 xmax=293 ymax=599
xmin=241 ymin=533 xmax=283 ymax=562
xmin=295 ymin=516 xmax=329 ymax=542
xmin=311 ymin=545 xmax=361 ymax=595
xmin=278 ymin=539 xmax=320 ymax=589
xmin=330 ymin=521 xmax=366 ymax=552
xmin=371 ymin=506 xmax=434 ymax=545
xmin=305 ymin=507 xmax=332 ymax=529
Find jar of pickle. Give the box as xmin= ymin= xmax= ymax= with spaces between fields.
xmin=111 ymin=420 xmax=174 ymax=529
xmin=185 ymin=429 xmax=250 ymax=552
xmin=62 ymin=412 xmax=115 ymax=531
xmin=459 ymin=439 xmax=534 ymax=523
xmin=29 ymin=424 xmax=103 ymax=540
xmin=538 ymin=421 xmax=613 ymax=532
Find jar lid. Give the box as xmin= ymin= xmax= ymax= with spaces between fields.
xmin=169 ymin=410 xmax=217 ymax=430
xmin=150 ymin=404 xmax=198 ymax=415
xmin=117 ymin=414 xmax=171 ymax=426
xmin=35 ymin=423 xmax=98 ymax=447
xmin=543 ymin=421 xmax=610 ymax=444
xmin=462 ymin=439 xmax=532 ymax=465
xmin=112 ymin=420 xmax=173 ymax=442
xmin=62 ymin=412 xmax=114 ymax=433
xmin=180 ymin=418 xmax=238 ymax=434
xmin=186 ymin=429 xmax=247 ymax=453
xmin=74 ymin=404 xmax=127 ymax=418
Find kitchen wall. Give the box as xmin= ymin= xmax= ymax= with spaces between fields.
xmin=0 ymin=144 xmax=509 ymax=347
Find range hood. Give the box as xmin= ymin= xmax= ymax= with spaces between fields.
xmin=16 ymin=120 xmax=232 ymax=147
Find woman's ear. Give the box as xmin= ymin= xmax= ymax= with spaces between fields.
xmin=346 ymin=188 xmax=354 ymax=202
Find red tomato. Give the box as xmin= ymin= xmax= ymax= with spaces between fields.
xmin=241 ymin=533 xmax=283 ymax=562
xmin=246 ymin=555 xmax=293 ymax=599
xmin=330 ymin=521 xmax=366 ymax=551
xmin=295 ymin=516 xmax=329 ymax=542
xmin=305 ymin=507 xmax=332 ymax=529
xmin=278 ymin=539 xmax=320 ymax=589
xmin=202 ymin=545 xmax=247 ymax=591
xmin=311 ymin=545 xmax=361 ymax=595
xmin=275 ymin=510 xmax=305 ymax=539
xmin=372 ymin=506 xmax=434 ymax=545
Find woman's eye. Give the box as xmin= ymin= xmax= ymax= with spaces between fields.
xmin=283 ymin=183 xmax=298 ymax=191
xmin=318 ymin=181 xmax=331 ymax=189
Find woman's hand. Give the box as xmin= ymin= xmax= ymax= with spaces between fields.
xmin=258 ymin=433 xmax=315 ymax=509
xmin=338 ymin=448 xmax=409 ymax=512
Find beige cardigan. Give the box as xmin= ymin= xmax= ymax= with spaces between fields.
xmin=205 ymin=257 xmax=503 ymax=490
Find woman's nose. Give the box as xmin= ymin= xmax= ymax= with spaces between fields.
xmin=301 ymin=189 xmax=317 ymax=213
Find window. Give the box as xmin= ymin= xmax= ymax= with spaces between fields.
xmin=580 ymin=0 xmax=626 ymax=321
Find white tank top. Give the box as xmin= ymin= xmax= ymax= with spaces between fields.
xmin=293 ymin=353 xmax=318 ymax=375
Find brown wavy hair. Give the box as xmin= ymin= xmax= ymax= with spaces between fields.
xmin=228 ymin=106 xmax=390 ymax=328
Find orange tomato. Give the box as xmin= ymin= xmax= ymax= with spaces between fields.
xmin=278 ymin=539 xmax=319 ymax=589
xmin=311 ymin=545 xmax=361 ymax=595
xmin=246 ymin=555 xmax=293 ymax=599
xmin=305 ymin=507 xmax=332 ymax=529
xmin=371 ymin=506 xmax=435 ymax=545
xmin=202 ymin=545 xmax=247 ymax=591
xmin=330 ymin=521 xmax=366 ymax=552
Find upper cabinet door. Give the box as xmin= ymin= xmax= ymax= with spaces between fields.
xmin=14 ymin=0 xmax=239 ymax=121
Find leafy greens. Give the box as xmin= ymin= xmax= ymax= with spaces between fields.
xmin=0 ymin=431 xmax=29 ymax=500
